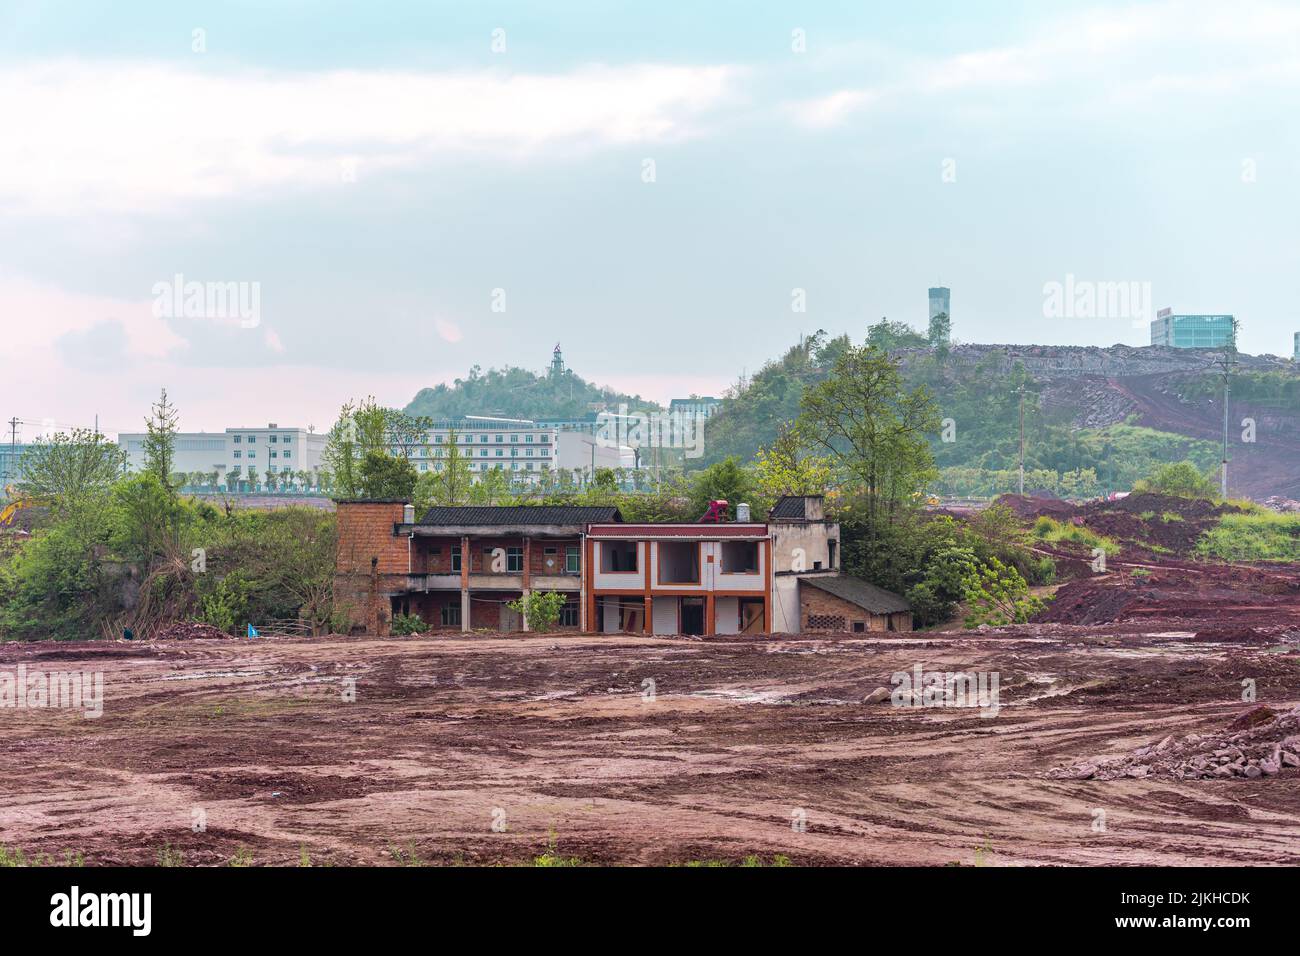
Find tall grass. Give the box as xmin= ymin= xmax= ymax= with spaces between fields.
xmin=1032 ymin=516 xmax=1121 ymax=556
xmin=1196 ymin=512 xmax=1300 ymax=562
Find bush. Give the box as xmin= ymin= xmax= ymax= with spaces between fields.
xmin=1032 ymin=516 xmax=1120 ymax=556
xmin=507 ymin=591 xmax=567 ymax=633
xmin=962 ymin=557 xmax=1046 ymax=628
xmin=1133 ymin=460 xmax=1217 ymax=500
xmin=390 ymin=613 xmax=427 ymax=636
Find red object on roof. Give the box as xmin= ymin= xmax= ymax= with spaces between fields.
xmin=699 ymin=499 xmax=729 ymax=523
xmin=587 ymin=523 xmax=767 ymax=539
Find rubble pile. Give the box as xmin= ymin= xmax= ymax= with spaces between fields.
xmin=1048 ymin=705 xmax=1300 ymax=781
xmin=152 ymin=621 xmax=235 ymax=641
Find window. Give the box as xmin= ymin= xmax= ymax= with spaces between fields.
xmin=658 ymin=541 xmax=700 ymax=584
xmin=720 ymin=540 xmax=759 ymax=573
xmin=282 ymin=449 xmax=291 ymax=459
xmin=233 ymin=450 xmax=242 ymax=459
xmin=282 ymin=436 xmax=292 ymax=444
xmin=525 ymin=435 xmax=534 ymax=443
xmin=510 ymin=434 xmax=518 ymax=442
xmin=247 ymin=435 xmax=256 ymax=442
xmin=269 ymin=435 xmax=278 ymax=443
xmin=565 ymin=546 xmax=580 ymax=574
xmin=247 ymin=451 xmax=256 ymax=459
xmin=600 ymin=541 xmax=638 ymax=573
xmin=232 ymin=435 xmax=241 ymax=444
xmin=852 ymin=621 xmax=866 ymax=633
xmin=451 ymin=546 xmax=462 ymax=572
xmin=828 ymin=541 xmax=837 ymax=569
xmin=479 ymin=435 xmax=488 ymax=443
xmin=495 ymin=434 xmax=503 ymax=443
xmin=270 ymin=451 xmax=278 ymax=459
xmin=495 ymin=448 xmax=503 ymax=456
xmin=440 ymin=603 xmax=462 ymax=626
xmin=506 ymin=547 xmax=523 ymax=572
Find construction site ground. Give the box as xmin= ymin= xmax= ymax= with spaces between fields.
xmin=4 ymin=621 xmax=1299 ymax=866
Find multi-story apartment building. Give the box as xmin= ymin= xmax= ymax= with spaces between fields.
xmin=333 ymin=495 xmax=910 ymax=636
xmin=115 ymin=425 xmax=326 ymax=481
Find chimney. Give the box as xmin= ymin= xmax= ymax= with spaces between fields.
xmin=736 ymin=502 xmax=751 ymax=522
xmin=402 ymin=504 xmax=415 ymax=524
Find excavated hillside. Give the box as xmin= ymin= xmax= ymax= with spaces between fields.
xmin=899 ymin=343 xmax=1300 ymax=498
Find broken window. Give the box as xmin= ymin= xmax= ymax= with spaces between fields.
xmin=600 ymin=541 xmax=638 ymax=573
xmin=658 ymin=542 xmax=700 ymax=584
xmin=720 ymin=540 xmax=759 ymax=573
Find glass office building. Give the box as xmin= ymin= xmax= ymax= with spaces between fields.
xmin=1150 ymin=314 xmax=1235 ymax=349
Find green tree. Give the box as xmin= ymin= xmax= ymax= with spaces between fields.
xmin=687 ymin=457 xmax=763 ymax=520
xmin=905 ymin=546 xmax=978 ymax=627
xmin=17 ymin=429 xmax=125 ymax=512
xmin=507 ymin=591 xmax=567 ymax=633
xmin=358 ymin=451 xmax=418 ymax=500
xmin=865 ymin=318 xmax=927 ymax=352
xmin=142 ymin=388 xmax=179 ymax=490
xmin=961 ymin=557 xmax=1045 ymax=627
xmin=797 ymin=344 xmax=940 ymax=523
xmin=753 ymin=425 xmax=831 ymax=499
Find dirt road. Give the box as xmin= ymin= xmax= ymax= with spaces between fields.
xmin=2 ymin=630 xmax=1298 ymax=866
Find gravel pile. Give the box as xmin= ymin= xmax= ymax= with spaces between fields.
xmin=1048 ymin=704 xmax=1300 ymax=781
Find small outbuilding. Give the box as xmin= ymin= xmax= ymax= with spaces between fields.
xmin=798 ymin=574 xmax=912 ymax=633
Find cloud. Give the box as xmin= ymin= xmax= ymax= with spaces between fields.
xmin=0 ymin=60 xmax=740 ymax=214
xmin=434 ymin=318 xmax=463 ymax=344
xmin=785 ymin=0 xmax=1300 ymax=127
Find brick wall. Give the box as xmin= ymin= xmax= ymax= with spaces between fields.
xmin=798 ymin=583 xmax=912 ymax=633
xmin=333 ymin=501 xmax=410 ymax=635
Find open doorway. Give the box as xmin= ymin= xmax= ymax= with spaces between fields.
xmin=680 ymin=598 xmax=705 ymax=635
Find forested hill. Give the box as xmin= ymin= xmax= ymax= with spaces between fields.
xmin=404 ymin=363 xmax=655 ymax=421
xmin=699 ymin=333 xmax=1300 ymax=499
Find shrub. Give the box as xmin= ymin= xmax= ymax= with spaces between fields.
xmin=507 ymin=591 xmax=567 ymax=633
xmin=390 ymin=613 xmax=426 ymax=636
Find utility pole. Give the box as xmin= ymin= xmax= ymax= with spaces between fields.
xmin=1015 ymin=384 xmax=1026 ymax=496
xmin=6 ymin=417 xmax=17 ymax=487
xmin=1213 ymin=353 xmax=1236 ymax=498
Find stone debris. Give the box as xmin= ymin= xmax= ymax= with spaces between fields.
xmin=1047 ymin=705 xmax=1300 ymax=781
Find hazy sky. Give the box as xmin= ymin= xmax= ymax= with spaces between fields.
xmin=2 ymin=0 xmax=1297 ymax=437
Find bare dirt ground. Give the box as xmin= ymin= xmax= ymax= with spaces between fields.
xmin=3 ymin=626 xmax=1299 ymax=866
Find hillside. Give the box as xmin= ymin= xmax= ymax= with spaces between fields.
xmin=701 ymin=339 xmax=1300 ymax=499
xmin=404 ymin=358 xmax=656 ymax=422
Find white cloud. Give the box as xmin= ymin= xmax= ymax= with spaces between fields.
xmin=785 ymin=0 xmax=1300 ymax=127
xmin=0 ymin=60 xmax=740 ymax=214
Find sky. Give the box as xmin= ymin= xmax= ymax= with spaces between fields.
xmin=1 ymin=0 xmax=1297 ymax=437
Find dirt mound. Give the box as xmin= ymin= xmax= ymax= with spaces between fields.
xmin=1049 ymin=704 xmax=1300 ymax=781
xmin=994 ymin=494 xmax=1075 ymax=520
xmin=152 ymin=621 xmax=235 ymax=641
xmin=1190 ymin=626 xmax=1274 ymax=645
xmin=1034 ymin=581 xmax=1141 ymax=624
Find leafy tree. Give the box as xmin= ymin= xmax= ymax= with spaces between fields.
xmin=797 ymin=344 xmax=940 ymax=523
xmin=469 ymin=466 xmax=512 ymax=505
xmin=142 ymin=388 xmax=179 ymax=490
xmin=865 ymin=318 xmax=927 ymax=352
xmin=753 ymin=425 xmax=832 ymax=499
xmin=961 ymin=557 xmax=1045 ymax=627
xmin=686 ymin=456 xmax=763 ymax=520
xmin=905 ymin=546 xmax=979 ymax=626
xmin=507 ymin=591 xmax=567 ymax=632
xmin=17 ymin=429 xmax=125 ymax=512
xmin=927 ymin=312 xmax=951 ymax=351
xmin=358 ymin=451 xmax=418 ymax=500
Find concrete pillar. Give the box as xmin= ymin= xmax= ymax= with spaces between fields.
xmin=460 ymin=534 xmax=470 ymax=632
xmin=521 ymin=536 xmax=531 ymax=632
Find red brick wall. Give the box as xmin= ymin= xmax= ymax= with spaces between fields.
xmin=335 ymin=502 xmax=409 ymax=574
xmin=798 ymin=584 xmax=912 ymax=633
xmin=333 ymin=501 xmax=410 ymax=635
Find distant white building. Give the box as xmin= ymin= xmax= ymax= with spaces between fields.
xmin=116 ymin=424 xmax=326 ymax=482
xmin=394 ymin=416 xmax=630 ymax=484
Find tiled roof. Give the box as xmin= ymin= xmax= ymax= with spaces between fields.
xmin=417 ymin=506 xmax=621 ymax=527
xmin=801 ymin=575 xmax=911 ymax=614
xmin=769 ymin=496 xmax=808 ymax=519
xmin=587 ymin=523 xmax=767 ymax=538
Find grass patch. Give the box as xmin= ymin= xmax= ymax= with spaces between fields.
xmin=1032 ymin=516 xmax=1121 ymax=556
xmin=156 ymin=841 xmax=185 ymax=867
xmin=678 ymin=855 xmax=792 ymax=867
xmin=1196 ymin=511 xmax=1300 ymax=562
xmin=228 ymin=847 xmax=254 ymax=867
